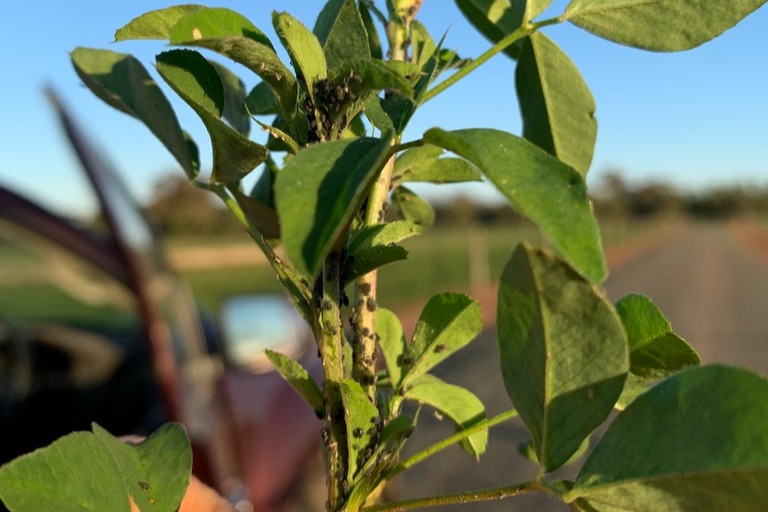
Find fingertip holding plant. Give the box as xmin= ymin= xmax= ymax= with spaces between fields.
xmin=3 ymin=1 xmax=768 ymax=512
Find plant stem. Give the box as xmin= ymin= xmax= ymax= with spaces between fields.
xmin=387 ymin=409 xmax=518 ymax=478
xmin=421 ymin=16 xmax=563 ymax=104
xmin=210 ymin=184 xmax=312 ymax=322
xmin=320 ymin=251 xmax=348 ymax=511
xmin=362 ymin=481 xmax=540 ymax=512
xmin=391 ymin=138 xmax=425 ymax=154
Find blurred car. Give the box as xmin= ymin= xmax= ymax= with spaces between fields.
xmin=0 ymin=90 xmax=322 ymax=511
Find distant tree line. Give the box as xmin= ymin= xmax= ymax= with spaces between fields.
xmin=145 ymin=172 xmax=768 ymax=237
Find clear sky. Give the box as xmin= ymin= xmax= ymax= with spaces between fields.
xmin=1 ymin=1 xmax=767 ymax=217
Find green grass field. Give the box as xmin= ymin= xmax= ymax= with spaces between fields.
xmin=179 ymin=220 xmax=657 ymax=313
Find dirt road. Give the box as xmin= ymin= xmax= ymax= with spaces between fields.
xmin=396 ymin=222 xmax=768 ymax=511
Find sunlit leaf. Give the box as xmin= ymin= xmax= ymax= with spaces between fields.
xmin=273 ymin=11 xmax=327 ymax=102
xmin=405 ymin=374 xmax=488 ymax=456
xmin=393 ymin=144 xmax=482 ymax=184
xmin=155 ymin=50 xmax=267 ymax=183
xmin=564 ymin=0 xmax=768 ymax=52
xmin=616 ymin=293 xmax=700 ymax=380
xmin=401 ymin=293 xmax=483 ymax=388
xmin=168 ymin=11 xmax=297 ymax=120
xmin=92 ymin=423 xmax=191 ymax=512
xmin=114 ymin=5 xmax=204 ymax=41
xmin=376 ymin=308 xmax=408 ymax=388
xmin=0 ymin=432 xmax=130 ymax=512
xmin=569 ymin=365 xmax=768 ymax=511
xmin=170 ymin=7 xmax=274 ymax=48
xmin=265 ymin=350 xmax=324 ymax=414
xmin=314 ymin=0 xmax=371 ymax=68
xmin=516 ymin=32 xmax=596 ymax=176
xmin=340 ymin=379 xmax=380 ymax=481
xmin=498 ymin=244 xmax=628 ymax=471
xmin=276 ymin=133 xmax=394 ymax=277
xmin=71 ymin=48 xmax=199 ymax=179
xmin=423 ymin=127 xmax=606 ymax=282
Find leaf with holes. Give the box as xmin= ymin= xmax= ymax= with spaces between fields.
xmin=156 ymin=50 xmax=267 ymax=184
xmin=498 ymin=244 xmax=628 ymax=471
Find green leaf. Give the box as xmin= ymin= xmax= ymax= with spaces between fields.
xmin=454 ymin=0 xmax=525 ymax=59
xmin=70 ymin=48 xmax=199 ymax=179
xmin=156 ymin=50 xmax=267 ymax=184
xmin=92 ymin=423 xmax=191 ymax=512
xmin=393 ymin=144 xmax=482 ymax=184
xmin=497 ymin=244 xmax=628 ymax=471
xmin=405 ymin=374 xmax=488 ymax=457
xmin=245 ymin=82 xmax=278 ymax=116
xmin=518 ymin=434 xmax=589 ymax=466
xmin=376 ymin=308 xmax=408 ymax=388
xmin=210 ymin=61 xmax=250 ymax=136
xmin=348 ymin=221 xmax=421 ymax=254
xmin=616 ymin=293 xmax=700 ymax=380
xmin=114 ymin=4 xmax=204 ymax=41
xmin=326 ymin=59 xmax=413 ymax=105
xmin=273 ymin=11 xmax=327 ymax=100
xmin=527 ymin=0 xmax=554 ymax=20
xmin=423 ymin=127 xmax=606 ymax=282
xmin=343 ymin=221 xmax=419 ymax=283
xmin=569 ymin=365 xmax=768 ymax=511
xmin=314 ymin=0 xmax=371 ymax=69
xmin=516 ymin=32 xmax=596 ymax=176
xmin=170 ymin=7 xmax=274 ymax=48
xmin=276 ymin=134 xmax=394 ymax=278
xmin=265 ymin=349 xmax=324 ymax=415
xmin=169 ymin=14 xmax=297 ymax=120
xmin=563 ymin=0 xmax=768 ymax=52
xmin=358 ymin=1 xmax=383 ymax=60
xmin=0 ymin=432 xmax=131 ymax=512
xmin=340 ymin=379 xmax=380 ymax=481
xmin=411 ymin=21 xmax=437 ymax=69
xmin=343 ymin=245 xmax=409 ymax=285
xmin=614 ymin=373 xmax=648 ymax=411
xmin=345 ymin=415 xmax=413 ymax=509
xmin=401 ymin=293 xmax=483 ymax=388
xmin=391 ymin=186 xmax=435 ymax=231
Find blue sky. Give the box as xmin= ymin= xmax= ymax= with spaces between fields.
xmin=1 ymin=1 xmax=767 ymax=217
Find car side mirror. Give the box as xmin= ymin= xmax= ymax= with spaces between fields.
xmin=218 ymin=295 xmax=310 ymax=373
